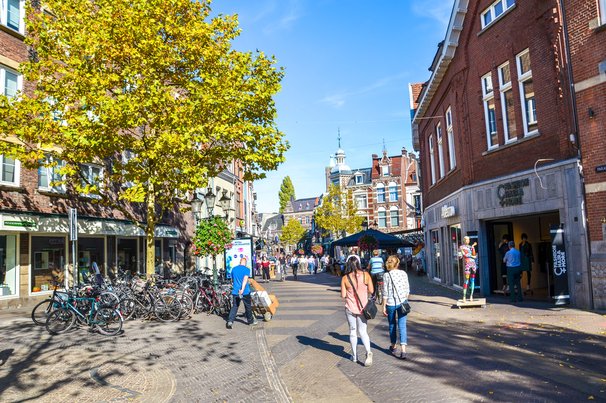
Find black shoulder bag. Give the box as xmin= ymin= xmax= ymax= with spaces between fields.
xmin=388 ymin=272 xmax=411 ymax=315
xmin=347 ymin=273 xmax=377 ymax=320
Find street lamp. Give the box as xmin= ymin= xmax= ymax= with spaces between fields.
xmin=204 ymin=187 xmax=216 ymax=217
xmin=191 ymin=194 xmax=203 ymax=274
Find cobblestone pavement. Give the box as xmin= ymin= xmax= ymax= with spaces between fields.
xmin=1 ymin=272 xmax=605 ymax=402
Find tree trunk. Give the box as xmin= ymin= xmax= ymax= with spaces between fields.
xmin=146 ymin=186 xmax=156 ymax=278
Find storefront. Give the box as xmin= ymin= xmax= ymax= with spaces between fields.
xmin=422 ymin=159 xmax=592 ymax=308
xmin=0 ymin=234 xmax=18 ymax=298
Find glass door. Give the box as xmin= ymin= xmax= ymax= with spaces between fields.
xmin=449 ymin=225 xmax=463 ymax=286
xmin=430 ymin=229 xmax=442 ymax=280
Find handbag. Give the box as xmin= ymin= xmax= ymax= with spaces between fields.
xmin=347 ymin=273 xmax=377 ymax=320
xmin=388 ymin=272 xmax=411 ymax=315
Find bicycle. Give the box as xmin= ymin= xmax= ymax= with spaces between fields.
xmin=31 ymin=280 xmax=70 ymax=326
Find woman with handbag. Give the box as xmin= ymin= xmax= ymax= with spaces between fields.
xmin=382 ymin=255 xmax=410 ymax=359
xmin=340 ymin=255 xmax=374 ymax=366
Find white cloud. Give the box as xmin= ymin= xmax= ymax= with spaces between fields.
xmin=262 ymin=0 xmax=305 ymax=34
xmin=410 ymin=0 xmax=454 ymax=28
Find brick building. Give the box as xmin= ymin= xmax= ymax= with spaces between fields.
xmin=563 ymin=0 xmax=606 ymax=308
xmin=410 ymin=0 xmax=593 ymax=308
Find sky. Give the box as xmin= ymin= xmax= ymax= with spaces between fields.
xmin=211 ymin=0 xmax=455 ymax=213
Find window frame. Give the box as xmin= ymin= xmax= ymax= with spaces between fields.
xmin=600 ymin=0 xmax=606 ymax=26
xmin=482 ymin=72 xmax=498 ymax=150
xmin=1 ymin=0 xmax=25 ymax=34
xmin=388 ymin=182 xmax=398 ymax=202
xmin=429 ymin=135 xmax=436 ymax=185
xmin=354 ymin=193 xmax=367 ymax=209
xmin=377 ymin=208 xmax=387 ymax=228
xmin=498 ymin=62 xmax=518 ymax=143
xmin=516 ymin=49 xmax=538 ymax=137
xmin=0 ymin=155 xmax=20 ymax=186
xmin=1 ymin=65 xmax=22 ymax=98
xmin=80 ymin=163 xmax=104 ymax=198
xmin=436 ymin=122 xmax=445 ymax=178
xmin=376 ymin=183 xmax=386 ymax=204
xmin=481 ymin=0 xmax=516 ymax=29
xmin=445 ymin=107 xmax=456 ymax=170
xmin=381 ymin=164 xmax=390 ymax=177
xmin=355 ymin=173 xmax=363 ymax=184
xmin=38 ymin=155 xmax=66 ymax=193
xmin=389 ymin=206 xmax=399 ymax=227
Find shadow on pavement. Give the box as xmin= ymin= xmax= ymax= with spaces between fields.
xmin=296 ymin=335 xmax=348 ymax=359
xmin=327 ymin=331 xmax=392 ymax=356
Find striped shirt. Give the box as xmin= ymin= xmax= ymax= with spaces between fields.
xmin=369 ymin=256 xmax=384 ymax=274
xmin=382 ymin=270 xmax=410 ymax=306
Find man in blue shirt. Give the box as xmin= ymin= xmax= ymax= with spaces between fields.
xmin=367 ymin=250 xmax=385 ymax=299
xmin=503 ymin=241 xmax=523 ymax=303
xmin=227 ymin=257 xmax=257 ymax=329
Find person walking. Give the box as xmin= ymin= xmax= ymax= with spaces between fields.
xmin=503 ymin=241 xmax=523 ymax=303
xmin=519 ymin=233 xmax=534 ymax=291
xmin=382 ymin=255 xmax=410 ymax=359
xmin=341 ymin=255 xmax=374 ymax=366
xmin=368 ymin=250 xmax=385 ymax=299
xmin=226 ymin=257 xmax=257 ymax=329
xmin=291 ymin=254 xmax=299 ymax=280
xmin=261 ymin=255 xmax=271 ymax=283
xmin=279 ymin=254 xmax=287 ymax=281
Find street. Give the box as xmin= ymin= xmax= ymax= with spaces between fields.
xmin=1 ymin=271 xmax=605 ymax=402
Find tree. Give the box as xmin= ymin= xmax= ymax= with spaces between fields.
xmin=314 ymin=184 xmax=364 ymax=239
xmin=278 ymin=176 xmax=296 ymax=213
xmin=0 ymin=0 xmax=288 ymax=277
xmin=280 ymin=218 xmax=306 ymax=250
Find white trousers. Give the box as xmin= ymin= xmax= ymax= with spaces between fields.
xmin=345 ymin=309 xmax=371 ymax=357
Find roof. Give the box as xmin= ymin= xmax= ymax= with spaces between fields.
xmin=290 ymin=197 xmax=319 ymax=213
xmin=347 ymin=168 xmax=372 ymax=187
xmin=262 ymin=214 xmax=284 ymax=232
xmin=408 ymin=83 xmax=425 ymax=111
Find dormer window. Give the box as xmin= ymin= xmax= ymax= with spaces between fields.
xmin=355 ymin=173 xmax=363 ymax=184
xmin=381 ymin=165 xmax=390 ymax=176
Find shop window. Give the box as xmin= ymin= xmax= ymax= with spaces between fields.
xmin=450 ymin=225 xmax=463 ymax=287
xmin=378 ymin=208 xmax=387 ymax=228
xmin=31 ymin=236 xmax=66 ymax=293
xmin=482 ymin=73 xmax=498 ymax=149
xmin=0 ymin=155 xmax=20 ymax=186
xmin=0 ymin=235 xmax=18 ymax=297
xmin=117 ymin=238 xmax=139 ymax=275
xmin=431 ymin=229 xmax=442 ymax=280
xmin=77 ymin=237 xmax=105 ymax=282
xmin=517 ymin=49 xmax=538 ymax=136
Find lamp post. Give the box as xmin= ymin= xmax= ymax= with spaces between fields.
xmin=191 ymin=194 xmax=203 ymax=275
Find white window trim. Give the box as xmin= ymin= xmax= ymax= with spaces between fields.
xmin=38 ymin=156 xmax=66 ymax=193
xmin=482 ymin=73 xmax=498 ymax=150
xmin=376 ymin=183 xmax=386 ymax=203
xmin=354 ymin=193 xmax=367 ymax=209
xmin=1 ymin=0 xmax=25 ymax=34
xmin=389 ymin=206 xmax=399 ymax=227
xmin=516 ymin=49 xmax=538 ymax=137
xmin=446 ymin=107 xmax=456 ymax=170
xmin=436 ymin=122 xmax=445 ymax=178
xmin=481 ymin=0 xmax=515 ymax=29
xmin=429 ymin=136 xmax=436 ymax=185
xmin=498 ymin=62 xmax=517 ymax=143
xmin=377 ymin=207 xmax=387 ymax=228
xmin=80 ymin=163 xmax=104 ymax=198
xmin=381 ymin=164 xmax=390 ymax=176
xmin=1 ymin=65 xmax=23 ymax=98
xmin=600 ymin=0 xmax=606 ymax=26
xmin=355 ymin=174 xmax=363 ymax=184
xmin=388 ymin=181 xmax=398 ymax=202
xmin=0 ymin=155 xmax=20 ymax=187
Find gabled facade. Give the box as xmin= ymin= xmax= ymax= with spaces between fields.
xmin=284 ymin=197 xmax=320 ymax=230
xmin=411 ymin=0 xmax=592 ymax=308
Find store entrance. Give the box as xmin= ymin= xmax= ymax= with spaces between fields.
xmin=486 ymin=212 xmax=559 ymax=301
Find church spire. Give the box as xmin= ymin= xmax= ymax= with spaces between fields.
xmin=338 ymin=128 xmax=342 ymax=149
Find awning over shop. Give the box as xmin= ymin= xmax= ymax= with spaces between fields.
xmin=331 ymin=228 xmax=415 ymax=249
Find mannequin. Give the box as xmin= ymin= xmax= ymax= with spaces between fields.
xmin=459 ymin=236 xmax=477 ymax=302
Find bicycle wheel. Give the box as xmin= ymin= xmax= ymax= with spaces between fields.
xmin=94 ymin=307 xmax=123 ymax=336
xmin=177 ymin=292 xmax=194 ymax=319
xmin=154 ymin=295 xmax=181 ymax=322
xmin=45 ymin=307 xmax=75 ymax=334
xmin=99 ymin=291 xmax=120 ymax=308
xmin=119 ymin=298 xmax=137 ymax=320
xmin=32 ymin=298 xmax=57 ymax=326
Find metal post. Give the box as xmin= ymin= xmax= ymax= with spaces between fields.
xmin=213 ymin=255 xmax=218 ymax=290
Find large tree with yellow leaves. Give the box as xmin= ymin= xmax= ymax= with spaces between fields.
xmin=0 ymin=0 xmax=288 ymax=276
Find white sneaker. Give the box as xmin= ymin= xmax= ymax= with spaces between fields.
xmin=351 ymin=355 xmax=357 ymax=362
xmin=364 ymin=352 xmax=373 ymax=367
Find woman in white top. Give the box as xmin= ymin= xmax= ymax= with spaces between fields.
xmin=382 ymin=255 xmax=410 ymax=359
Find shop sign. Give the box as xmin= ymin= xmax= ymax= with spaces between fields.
xmin=550 ymin=225 xmax=570 ymax=305
xmin=155 ymin=226 xmax=180 ymax=238
xmin=2 ymin=215 xmax=39 ymax=231
xmin=441 ymin=205 xmax=456 ymax=218
xmin=596 ymin=165 xmax=606 ymax=173
xmin=497 ymin=178 xmax=529 ymax=207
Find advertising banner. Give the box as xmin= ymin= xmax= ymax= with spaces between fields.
xmin=224 ymin=238 xmax=254 ymax=279
xmin=550 ymin=225 xmax=570 ymax=305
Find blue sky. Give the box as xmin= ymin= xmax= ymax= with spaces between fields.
xmin=211 ymin=0 xmax=455 ymax=212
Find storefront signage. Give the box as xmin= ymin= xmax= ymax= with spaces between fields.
xmin=550 ymin=225 xmax=570 ymax=305
xmin=2 ymin=215 xmax=39 ymax=231
xmin=595 ymin=165 xmax=606 ymax=173
xmin=4 ymin=220 xmax=36 ymax=228
xmin=497 ymin=178 xmax=530 ymax=207
xmin=441 ymin=205 xmax=456 ymax=218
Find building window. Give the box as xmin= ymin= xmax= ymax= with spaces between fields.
xmin=376 ymin=183 xmax=386 ymax=203
xmin=38 ymin=155 xmax=66 ymax=193
xmin=482 ymin=73 xmax=498 ymax=149
xmin=305 ymin=216 xmax=310 ymax=225
xmin=355 ymin=194 xmax=367 ymax=209
xmin=80 ymin=164 xmax=103 ymax=197
xmin=1 ymin=66 xmax=21 ymax=98
xmin=390 ymin=207 xmax=399 ymax=227
xmin=517 ymin=49 xmax=537 ymax=136
xmin=381 ymin=164 xmax=389 ymax=176
xmin=600 ymin=0 xmax=606 ymax=25
xmin=388 ymin=182 xmax=398 ymax=202
xmin=377 ymin=208 xmax=387 ymax=228
xmin=31 ymin=236 xmax=66 ymax=293
xmin=436 ymin=122 xmax=445 ymax=178
xmin=0 ymin=155 xmax=19 ymax=186
xmin=446 ymin=107 xmax=456 ymax=170
xmin=1 ymin=0 xmax=24 ymax=33
xmin=481 ymin=0 xmax=515 ymax=29
xmin=413 ymin=194 xmax=422 ymax=216
xmin=498 ymin=62 xmax=518 ymax=142
xmin=429 ymin=136 xmax=436 ymax=185
xmin=355 ymin=174 xmax=363 ymax=184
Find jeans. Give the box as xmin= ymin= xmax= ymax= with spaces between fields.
xmin=386 ymin=304 xmax=408 ymax=345
xmin=227 ymin=294 xmax=254 ymax=324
